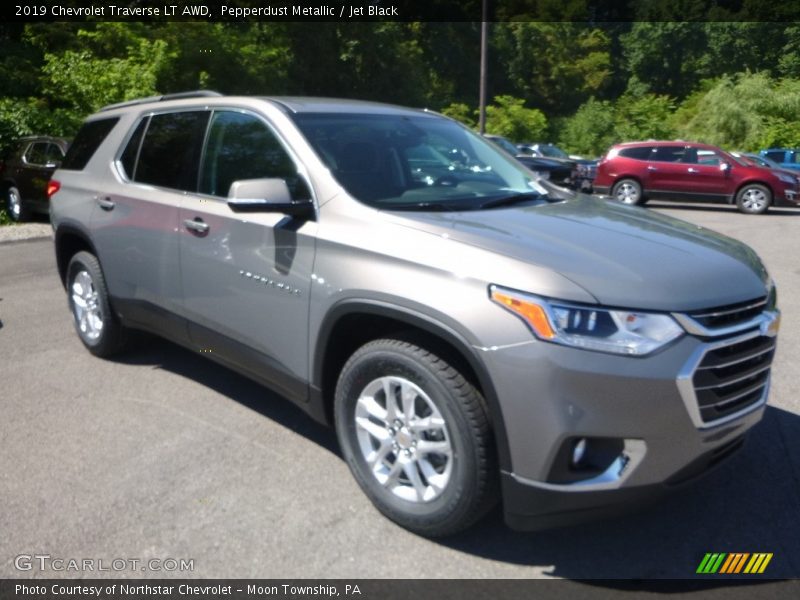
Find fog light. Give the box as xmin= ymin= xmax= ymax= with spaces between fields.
xmin=571 ymin=438 xmax=587 ymax=466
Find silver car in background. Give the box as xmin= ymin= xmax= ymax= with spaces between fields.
xmin=49 ymin=93 xmax=779 ymax=536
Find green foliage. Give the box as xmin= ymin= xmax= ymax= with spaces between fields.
xmin=42 ymin=37 xmax=167 ymax=114
xmin=3 ymin=21 xmax=800 ymax=161
xmin=676 ymin=72 xmax=800 ymax=150
xmin=559 ymin=93 xmax=675 ymax=156
xmin=0 ymin=207 xmax=12 ymax=226
xmin=614 ymin=93 xmax=676 ymax=142
xmin=439 ymin=103 xmax=477 ymax=128
xmin=485 ymin=95 xmax=547 ymax=142
xmin=558 ymin=98 xmax=617 ymax=156
xmin=493 ymin=23 xmax=611 ymax=114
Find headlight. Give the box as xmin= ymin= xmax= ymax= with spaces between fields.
xmin=490 ymin=286 xmax=684 ymax=356
xmin=777 ymin=172 xmax=796 ymax=185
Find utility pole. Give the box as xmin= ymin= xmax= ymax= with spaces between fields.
xmin=478 ymin=0 xmax=488 ymax=134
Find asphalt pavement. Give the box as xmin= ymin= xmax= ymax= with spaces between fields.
xmin=0 ymin=202 xmax=798 ymax=581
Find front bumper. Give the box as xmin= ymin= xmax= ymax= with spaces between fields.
xmin=479 ymin=326 xmax=773 ymax=530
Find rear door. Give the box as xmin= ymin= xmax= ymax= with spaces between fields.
xmin=91 ymin=110 xmax=209 ymax=340
xmin=645 ymin=145 xmax=695 ymax=196
xmin=178 ymin=109 xmax=317 ymax=400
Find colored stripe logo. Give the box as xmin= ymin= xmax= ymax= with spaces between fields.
xmin=696 ymin=553 xmax=773 ymax=574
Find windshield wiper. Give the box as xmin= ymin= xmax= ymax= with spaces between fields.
xmin=479 ymin=192 xmax=548 ymax=209
xmin=382 ymin=201 xmax=470 ymax=212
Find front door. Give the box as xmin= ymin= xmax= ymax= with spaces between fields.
xmin=178 ymin=109 xmax=317 ymax=401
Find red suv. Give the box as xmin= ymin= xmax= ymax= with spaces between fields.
xmin=593 ymin=141 xmax=800 ymax=214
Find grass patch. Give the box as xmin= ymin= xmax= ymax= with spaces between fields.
xmin=0 ymin=207 xmax=13 ymax=226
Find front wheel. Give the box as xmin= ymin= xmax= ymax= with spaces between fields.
xmin=66 ymin=251 xmax=129 ymax=357
xmin=334 ymin=338 xmax=497 ymax=537
xmin=736 ymin=184 xmax=771 ymax=214
xmin=611 ymin=178 xmax=644 ymax=205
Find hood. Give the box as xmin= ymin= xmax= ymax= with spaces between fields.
xmin=387 ymin=196 xmax=769 ymax=312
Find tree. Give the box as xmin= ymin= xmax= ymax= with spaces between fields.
xmin=485 ymin=95 xmax=547 ymax=141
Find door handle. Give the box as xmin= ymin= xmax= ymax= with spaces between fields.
xmin=96 ymin=196 xmax=115 ymax=210
xmin=647 ymin=165 xmax=657 ymax=171
xmin=183 ymin=218 xmax=209 ymax=234
xmin=687 ymin=167 xmax=699 ymax=173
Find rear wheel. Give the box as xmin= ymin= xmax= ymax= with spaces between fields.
xmin=611 ymin=178 xmax=644 ymax=205
xmin=5 ymin=186 xmax=30 ymax=222
xmin=66 ymin=251 xmax=129 ymax=357
xmin=334 ymin=338 xmax=497 ymax=537
xmin=736 ymin=184 xmax=771 ymax=215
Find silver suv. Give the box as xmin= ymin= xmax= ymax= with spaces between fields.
xmin=50 ymin=92 xmax=780 ymax=536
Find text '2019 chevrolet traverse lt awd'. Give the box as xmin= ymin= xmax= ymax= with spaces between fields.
xmin=50 ymin=92 xmax=780 ymax=536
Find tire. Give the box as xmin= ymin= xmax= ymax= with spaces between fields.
xmin=66 ymin=251 xmax=129 ymax=357
xmin=6 ymin=186 xmax=30 ymax=222
xmin=334 ymin=338 xmax=498 ymax=537
xmin=611 ymin=178 xmax=644 ymax=205
xmin=736 ymin=183 xmax=771 ymax=215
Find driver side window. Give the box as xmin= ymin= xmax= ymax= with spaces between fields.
xmin=199 ymin=111 xmax=310 ymax=200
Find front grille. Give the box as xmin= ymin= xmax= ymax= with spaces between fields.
xmin=692 ymin=335 xmax=776 ymax=423
xmin=687 ymin=297 xmax=766 ymax=330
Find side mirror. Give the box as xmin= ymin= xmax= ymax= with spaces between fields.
xmin=227 ymin=178 xmax=314 ymax=218
xmin=720 ymin=162 xmax=731 ymax=172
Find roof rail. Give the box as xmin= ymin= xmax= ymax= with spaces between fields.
xmin=98 ymin=90 xmax=223 ymax=112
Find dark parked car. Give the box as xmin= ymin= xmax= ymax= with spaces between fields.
xmin=594 ymin=141 xmax=800 ymax=214
xmin=1 ymin=135 xmax=69 ymax=221
xmin=759 ymin=148 xmax=800 ymax=171
xmin=517 ymin=142 xmax=597 ymax=192
xmin=483 ymin=135 xmax=575 ymax=187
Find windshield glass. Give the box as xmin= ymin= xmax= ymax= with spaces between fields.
xmin=538 ymin=145 xmax=569 ymax=159
xmin=291 ymin=112 xmax=542 ymax=210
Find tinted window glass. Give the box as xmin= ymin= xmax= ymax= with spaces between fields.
xmin=792 ymin=153 xmax=800 ymax=164
xmin=45 ymin=143 xmax=64 ymax=164
xmin=696 ymin=149 xmax=723 ymax=165
xmin=62 ymin=118 xmax=119 ymax=170
xmin=136 ymin=111 xmax=209 ymax=191
xmin=24 ymin=143 xmax=48 ymax=165
xmin=652 ymin=146 xmax=687 ymax=163
xmin=618 ymin=147 xmax=652 ymax=160
xmin=764 ymin=151 xmax=785 ymax=162
xmin=292 ymin=112 xmax=534 ymax=209
xmin=119 ymin=118 xmax=149 ymax=180
xmin=200 ymin=111 xmax=309 ymax=200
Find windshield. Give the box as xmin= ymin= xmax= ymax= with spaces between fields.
xmin=538 ymin=144 xmax=569 ymax=159
xmin=291 ymin=112 xmax=542 ymax=211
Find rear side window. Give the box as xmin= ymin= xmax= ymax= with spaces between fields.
xmin=618 ymin=147 xmax=652 ymax=160
xmin=62 ymin=118 xmax=119 ymax=170
xmin=119 ymin=118 xmax=149 ymax=180
xmin=135 ymin=111 xmax=209 ymax=192
xmin=199 ymin=111 xmax=309 ymax=200
xmin=24 ymin=142 xmax=49 ymax=166
xmin=651 ymin=146 xmax=687 ymax=163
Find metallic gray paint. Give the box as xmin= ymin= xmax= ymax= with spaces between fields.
xmin=50 ymin=95 xmax=777 ymax=529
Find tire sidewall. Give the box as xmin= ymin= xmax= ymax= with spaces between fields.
xmin=737 ymin=184 xmax=771 ymax=214
xmin=335 ymin=344 xmax=479 ymax=528
xmin=66 ymin=252 xmax=115 ymax=352
xmin=6 ymin=186 xmax=26 ymax=222
xmin=612 ymin=178 xmax=642 ymax=205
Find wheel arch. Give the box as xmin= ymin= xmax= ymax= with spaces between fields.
xmin=54 ymin=224 xmax=99 ymax=288
xmin=311 ymin=300 xmax=513 ymax=472
xmin=734 ymin=179 xmax=774 ymax=203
